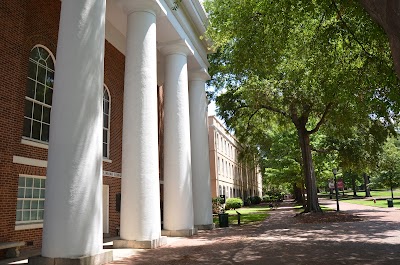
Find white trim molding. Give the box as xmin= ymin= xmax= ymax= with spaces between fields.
xmin=21 ymin=138 xmax=49 ymax=149
xmin=15 ymin=223 xmax=43 ymax=231
xmin=13 ymin=156 xmax=47 ymax=168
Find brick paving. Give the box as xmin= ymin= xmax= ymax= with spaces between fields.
xmin=2 ymin=199 xmax=400 ymax=265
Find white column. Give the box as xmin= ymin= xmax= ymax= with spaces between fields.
xmin=189 ymin=69 xmax=214 ymax=230
xmin=115 ymin=0 xmax=165 ymax=249
xmin=161 ymin=41 xmax=196 ymax=236
xmin=41 ymin=0 xmax=108 ymax=260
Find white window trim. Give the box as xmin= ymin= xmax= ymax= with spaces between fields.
xmin=21 ymin=137 xmax=49 ymax=149
xmin=15 ymin=223 xmax=43 ymax=231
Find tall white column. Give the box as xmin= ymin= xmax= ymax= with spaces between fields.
xmin=40 ymin=0 xmax=111 ymax=262
xmin=189 ymin=69 xmax=214 ymax=230
xmin=114 ymin=0 xmax=165 ymax=249
xmin=161 ymin=41 xmax=196 ymax=236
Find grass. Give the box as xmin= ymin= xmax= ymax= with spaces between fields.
xmin=319 ymin=189 xmax=400 ymax=199
xmin=343 ymin=198 xmax=400 ymax=208
xmin=213 ymin=204 xmax=270 ymax=226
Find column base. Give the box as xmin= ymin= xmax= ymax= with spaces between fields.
xmin=28 ymin=250 xmax=113 ymax=265
xmin=113 ymin=237 xmax=167 ymax=249
xmin=161 ymin=228 xmax=198 ymax=237
xmin=195 ymin=223 xmax=215 ymax=230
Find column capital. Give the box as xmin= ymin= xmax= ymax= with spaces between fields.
xmin=117 ymin=0 xmax=165 ymax=16
xmin=159 ymin=40 xmax=194 ymax=56
xmin=189 ymin=68 xmax=211 ymax=81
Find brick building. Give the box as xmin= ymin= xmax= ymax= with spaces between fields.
xmin=208 ymin=116 xmax=263 ymax=200
xmin=0 ymin=0 xmax=212 ymax=263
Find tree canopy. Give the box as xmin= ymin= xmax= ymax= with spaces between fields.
xmin=204 ymin=0 xmax=400 ymax=212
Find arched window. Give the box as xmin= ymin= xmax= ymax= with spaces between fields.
xmin=23 ymin=45 xmax=55 ymax=142
xmin=103 ymin=85 xmax=111 ymax=158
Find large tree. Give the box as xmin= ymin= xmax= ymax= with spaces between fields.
xmin=205 ymin=0 xmax=400 ymax=212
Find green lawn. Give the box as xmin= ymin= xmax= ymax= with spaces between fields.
xmin=213 ymin=204 xmax=270 ymax=226
xmin=320 ymin=189 xmax=400 ymax=199
xmin=342 ymin=198 xmax=399 ymax=208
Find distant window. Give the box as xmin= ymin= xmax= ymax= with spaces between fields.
xmin=16 ymin=176 xmax=46 ymax=224
xmin=103 ymin=85 xmax=111 ymax=158
xmin=23 ymin=45 xmax=55 ymax=142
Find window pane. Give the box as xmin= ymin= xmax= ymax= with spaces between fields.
xmin=33 ymin=189 xmax=40 ymax=198
xmin=39 ymin=200 xmax=44 ymax=209
xmin=18 ymin=177 xmax=25 ymax=187
xmin=31 ymin=200 xmax=38 ymax=209
xmin=17 ymin=200 xmax=23 ymax=210
xmin=38 ymin=210 xmax=44 ymax=220
xmin=45 ymin=88 xmax=53 ymax=105
xmin=103 ymin=89 xmax=109 ymax=101
xmin=23 ymin=211 xmax=30 ymax=221
xmin=42 ymin=107 xmax=50 ymax=123
xmin=103 ymin=114 xmax=108 ymax=128
xmin=23 ymin=200 xmax=30 ymax=209
xmin=24 ymin=100 xmax=33 ymax=118
xmin=47 ymin=58 xmax=54 ymax=70
xmin=103 ymin=129 xmax=107 ymax=143
xmin=26 ymin=178 xmax=33 ymax=187
xmin=33 ymin=103 xmax=42 ymax=121
xmin=30 ymin=48 xmax=40 ymax=62
xmin=18 ymin=188 xmax=25 ymax=198
xmin=32 ymin=121 xmax=40 ymax=140
xmin=26 ymin=79 xmax=35 ymax=99
xmin=40 ymin=189 xmax=45 ymax=199
xmin=23 ymin=118 xmax=32 ymax=138
xmin=16 ymin=211 xmax=22 ymax=221
xmin=46 ymin=71 xmax=54 ymax=88
xmin=25 ymin=188 xmax=33 ymax=198
xmin=41 ymin=124 xmax=49 ymax=142
xmin=39 ymin=48 xmax=49 ymax=60
xmin=31 ymin=210 xmax=38 ymax=220
xmin=104 ymin=102 xmax=109 ymax=115
xmin=41 ymin=179 xmax=45 ymax=188
xmin=103 ymin=144 xmax=107 ymax=158
xmin=35 ymin=83 xmax=45 ymax=102
xmin=37 ymin=65 xmax=46 ymax=84
xmin=34 ymin=178 xmax=41 ymax=188
xmin=28 ymin=61 xmax=37 ymax=79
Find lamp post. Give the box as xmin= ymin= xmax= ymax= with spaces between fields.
xmin=333 ymin=168 xmax=339 ymax=211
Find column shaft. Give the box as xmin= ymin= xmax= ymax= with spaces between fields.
xmin=163 ymin=51 xmax=194 ymax=232
xmin=42 ymin=0 xmax=106 ymax=258
xmin=120 ymin=10 xmax=161 ymax=242
xmin=189 ymin=74 xmax=213 ymax=228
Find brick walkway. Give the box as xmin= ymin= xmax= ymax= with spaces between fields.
xmin=2 ymin=200 xmax=400 ymax=265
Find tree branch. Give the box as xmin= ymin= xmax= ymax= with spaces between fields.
xmin=331 ymin=0 xmax=373 ymax=57
xmin=259 ymin=104 xmax=290 ymax=118
xmin=308 ymin=102 xmax=333 ymax=134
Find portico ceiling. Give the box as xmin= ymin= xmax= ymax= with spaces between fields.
xmin=105 ymin=0 xmax=210 ymax=73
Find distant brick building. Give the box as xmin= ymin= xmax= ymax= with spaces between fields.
xmin=0 ymin=0 xmax=213 ymax=262
xmin=208 ymin=116 xmax=263 ymax=200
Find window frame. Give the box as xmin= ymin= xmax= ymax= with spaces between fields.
xmin=16 ymin=175 xmax=46 ymax=225
xmin=103 ymin=85 xmax=111 ymax=159
xmin=23 ymin=45 xmax=55 ymax=144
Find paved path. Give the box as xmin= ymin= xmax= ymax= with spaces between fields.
xmin=2 ymin=200 xmax=400 ymax=265
xmin=105 ymin=200 xmax=400 ymax=265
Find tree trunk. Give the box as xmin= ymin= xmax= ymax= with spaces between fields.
xmin=352 ymin=176 xmax=357 ymax=196
xmin=293 ymin=183 xmax=304 ymax=204
xmin=297 ymin=127 xmax=322 ymax=212
xmin=363 ymin=173 xmax=371 ymax=197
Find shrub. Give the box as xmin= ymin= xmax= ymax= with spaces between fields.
xmin=225 ymin=197 xmax=243 ymax=210
xmin=262 ymin=195 xmax=270 ymax=202
xmin=212 ymin=197 xmax=224 ymax=214
xmin=250 ymin=196 xmax=262 ymax=204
